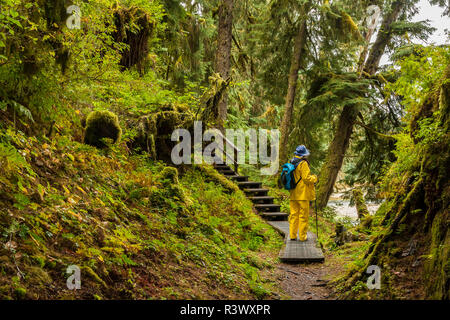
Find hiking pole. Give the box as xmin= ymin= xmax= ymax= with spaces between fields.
xmin=315 ymin=199 xmax=319 ymax=242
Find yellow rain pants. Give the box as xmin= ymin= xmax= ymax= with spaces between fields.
xmin=289 ymin=200 xmax=310 ymax=241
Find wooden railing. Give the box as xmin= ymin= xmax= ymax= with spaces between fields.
xmin=211 ymin=129 xmax=241 ymax=173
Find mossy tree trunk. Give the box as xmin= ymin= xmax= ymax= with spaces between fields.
xmin=112 ymin=7 xmax=154 ymax=72
xmin=279 ymin=4 xmax=309 ymax=165
xmin=215 ymin=0 xmax=234 ymax=132
xmin=353 ymin=187 xmax=370 ymax=220
xmin=353 ymin=187 xmax=373 ymax=229
xmin=316 ymin=1 xmax=404 ymax=210
xmin=316 ymin=104 xmax=359 ymax=209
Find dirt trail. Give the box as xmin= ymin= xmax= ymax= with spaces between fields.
xmin=274 ymin=253 xmax=344 ymax=300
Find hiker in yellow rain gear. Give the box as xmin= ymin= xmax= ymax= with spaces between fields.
xmin=289 ymin=145 xmax=317 ymax=241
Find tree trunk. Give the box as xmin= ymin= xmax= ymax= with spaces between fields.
xmin=215 ymin=0 xmax=234 ymax=131
xmin=279 ymin=5 xmax=309 ymax=164
xmin=363 ymin=0 xmax=403 ymax=75
xmin=316 ymin=1 xmax=404 ymax=210
xmin=316 ymin=104 xmax=359 ymax=209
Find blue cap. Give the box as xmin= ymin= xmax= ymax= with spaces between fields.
xmin=294 ymin=145 xmax=310 ymax=157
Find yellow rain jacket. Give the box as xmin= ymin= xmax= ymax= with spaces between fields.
xmin=289 ymin=156 xmax=317 ymax=201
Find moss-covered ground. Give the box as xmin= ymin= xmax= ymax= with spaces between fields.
xmin=0 ymin=129 xmax=284 ymax=300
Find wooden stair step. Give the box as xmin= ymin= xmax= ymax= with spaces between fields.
xmin=219 ymin=170 xmax=236 ymax=175
xmin=230 ymin=175 xmax=249 ymax=182
xmin=237 ymin=181 xmax=262 ymax=189
xmin=243 ymin=188 xmax=269 ymax=196
xmin=267 ymin=222 xmax=325 ymax=262
xmin=260 ymin=212 xmax=289 ymax=220
xmin=249 ymin=196 xmax=275 ymax=204
xmin=214 ymin=164 xmax=231 ymax=170
xmin=255 ymin=203 xmax=281 ymax=212
xmin=216 ymin=166 xmax=232 ymax=171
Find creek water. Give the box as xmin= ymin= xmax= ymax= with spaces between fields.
xmin=328 ymin=192 xmax=381 ymax=222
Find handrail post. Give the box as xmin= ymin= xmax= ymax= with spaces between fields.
xmin=208 ymin=127 xmax=241 ymax=174
xmin=234 ymin=148 xmax=238 ymax=173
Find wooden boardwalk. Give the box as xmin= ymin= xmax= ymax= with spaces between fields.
xmin=267 ymin=221 xmax=324 ymax=263
xmin=214 ymin=164 xmax=324 ymax=263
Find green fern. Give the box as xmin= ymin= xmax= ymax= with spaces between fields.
xmin=0 ymin=141 xmax=35 ymax=180
xmin=10 ymin=100 xmax=34 ymax=123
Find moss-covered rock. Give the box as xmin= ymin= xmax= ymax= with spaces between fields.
xmin=84 ymin=110 xmax=122 ymax=149
xmin=160 ymin=167 xmax=179 ymax=184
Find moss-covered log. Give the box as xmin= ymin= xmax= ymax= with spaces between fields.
xmin=194 ymin=165 xmax=240 ymax=193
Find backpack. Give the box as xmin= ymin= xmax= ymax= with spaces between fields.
xmin=280 ymin=158 xmax=304 ymax=190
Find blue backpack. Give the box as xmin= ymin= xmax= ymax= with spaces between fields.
xmin=280 ymin=158 xmax=304 ymax=190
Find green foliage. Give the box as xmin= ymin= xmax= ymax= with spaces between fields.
xmin=391 ymin=21 xmax=436 ymax=42
xmin=0 ymin=142 xmax=32 ymax=179
xmin=0 ymin=129 xmax=36 ymax=195
xmin=157 ymin=0 xmax=215 ymax=90
xmin=386 ymin=46 xmax=449 ymax=115
xmin=14 ymin=287 xmax=27 ymax=299
xmin=381 ymin=46 xmax=450 ymax=195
